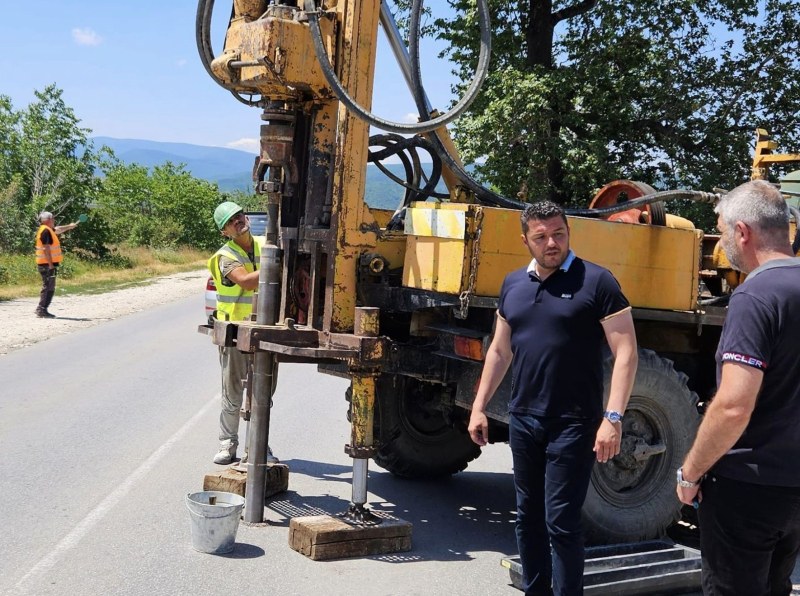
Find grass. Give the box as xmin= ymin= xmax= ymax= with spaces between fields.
xmin=0 ymin=245 xmax=208 ymax=301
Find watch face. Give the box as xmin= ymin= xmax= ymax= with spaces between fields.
xmin=605 ymin=411 xmax=622 ymax=423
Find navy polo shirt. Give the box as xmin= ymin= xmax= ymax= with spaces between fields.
xmin=498 ymin=251 xmax=630 ymax=419
xmin=712 ymin=258 xmax=800 ymax=486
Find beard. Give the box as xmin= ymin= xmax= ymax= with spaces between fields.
xmin=720 ymin=234 xmax=745 ymax=272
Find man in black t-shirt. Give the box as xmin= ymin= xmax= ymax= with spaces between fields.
xmin=678 ymin=180 xmax=800 ymax=595
xmin=469 ymin=201 xmax=638 ymax=596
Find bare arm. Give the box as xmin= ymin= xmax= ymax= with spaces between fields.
xmin=54 ymin=222 xmax=78 ymax=234
xmin=594 ymin=309 xmax=638 ymax=462
xmin=468 ymin=313 xmax=513 ymax=446
xmin=677 ymin=362 xmax=761 ymax=505
xmin=226 ymin=265 xmax=260 ymax=291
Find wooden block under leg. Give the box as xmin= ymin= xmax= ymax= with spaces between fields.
xmin=203 ymin=463 xmax=289 ymax=499
xmin=288 ymin=513 xmax=412 ymax=561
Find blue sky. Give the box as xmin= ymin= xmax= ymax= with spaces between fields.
xmin=0 ymin=1 xmax=458 ymax=155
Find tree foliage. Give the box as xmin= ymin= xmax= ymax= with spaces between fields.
xmin=96 ymin=156 xmax=224 ymax=252
xmin=0 ymin=85 xmax=106 ymax=253
xmin=396 ymin=0 xmax=800 ymax=228
xmin=0 ymin=85 xmax=237 ymax=259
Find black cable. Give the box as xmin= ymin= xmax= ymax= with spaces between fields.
xmin=564 ymin=190 xmax=720 ymax=218
xmin=304 ymin=0 xmax=491 ymax=135
xmin=406 ymin=1 xmax=528 ymax=209
xmin=196 ymin=0 xmax=262 ymax=107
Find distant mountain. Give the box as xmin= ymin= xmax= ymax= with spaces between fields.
xmin=91 ymin=136 xmax=447 ymax=209
xmin=93 ymin=137 xmax=256 ymax=190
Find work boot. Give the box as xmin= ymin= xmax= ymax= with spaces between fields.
xmin=35 ymin=309 xmax=55 ymax=318
xmin=213 ymin=441 xmax=238 ymax=465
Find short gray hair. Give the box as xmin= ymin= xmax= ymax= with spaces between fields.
xmin=715 ymin=180 xmax=789 ymax=249
xmin=38 ymin=211 xmax=54 ymax=222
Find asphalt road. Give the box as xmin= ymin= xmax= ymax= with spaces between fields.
xmin=0 ymin=292 xmax=521 ymax=596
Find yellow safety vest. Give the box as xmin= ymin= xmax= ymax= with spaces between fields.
xmin=207 ymin=236 xmax=264 ymax=322
xmin=35 ymin=225 xmax=63 ymax=265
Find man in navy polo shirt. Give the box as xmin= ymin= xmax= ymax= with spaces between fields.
xmin=469 ymin=200 xmax=638 ymax=595
xmin=677 ymin=180 xmax=800 ymax=595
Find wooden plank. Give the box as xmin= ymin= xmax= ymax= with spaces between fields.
xmin=288 ymin=514 xmax=412 ymax=561
xmin=203 ymin=463 xmax=289 ymax=499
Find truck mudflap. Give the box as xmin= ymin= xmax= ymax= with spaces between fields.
xmin=501 ymin=540 xmax=701 ymax=595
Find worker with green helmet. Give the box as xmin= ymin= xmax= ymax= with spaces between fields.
xmin=208 ymin=201 xmax=278 ymax=465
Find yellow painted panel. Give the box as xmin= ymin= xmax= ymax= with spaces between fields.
xmin=405 ymin=206 xmax=466 ymax=239
xmin=402 ymin=236 xmax=466 ymax=293
xmin=404 ymin=205 xmax=702 ymax=311
xmin=568 ymin=217 xmax=700 ymax=310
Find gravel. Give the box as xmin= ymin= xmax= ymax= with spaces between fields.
xmin=0 ymin=269 xmax=207 ymax=356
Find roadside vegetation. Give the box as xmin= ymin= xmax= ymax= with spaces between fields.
xmin=0 ymin=85 xmax=259 ymax=301
xmin=0 ymin=246 xmax=207 ymax=301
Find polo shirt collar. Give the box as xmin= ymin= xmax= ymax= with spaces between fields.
xmin=527 ymin=250 xmax=576 ymax=278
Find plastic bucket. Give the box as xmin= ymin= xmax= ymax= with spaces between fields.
xmin=186 ymin=491 xmax=245 ymax=554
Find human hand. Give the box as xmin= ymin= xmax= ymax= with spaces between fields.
xmin=593 ymin=419 xmax=622 ymax=463
xmin=468 ymin=410 xmax=489 ymax=446
xmin=676 ymin=483 xmax=701 ymax=508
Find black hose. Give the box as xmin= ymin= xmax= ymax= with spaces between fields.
xmin=304 ymin=0 xmax=492 ymax=135
xmin=195 ymin=0 xmax=262 ymax=107
xmin=405 ymin=1 xmax=528 ymax=209
xmin=790 ymin=206 xmax=800 ymax=254
xmin=369 ymin=134 xmax=448 ymax=200
xmin=564 ymin=190 xmax=720 ymax=218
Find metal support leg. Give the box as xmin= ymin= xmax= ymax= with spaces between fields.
xmin=341 ymin=307 xmax=382 ymax=525
xmin=341 ymin=372 xmax=380 ymax=525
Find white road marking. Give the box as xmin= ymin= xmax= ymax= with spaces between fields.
xmin=11 ymin=395 xmax=218 ymax=595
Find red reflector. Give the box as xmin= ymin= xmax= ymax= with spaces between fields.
xmin=453 ymin=336 xmax=484 ymax=361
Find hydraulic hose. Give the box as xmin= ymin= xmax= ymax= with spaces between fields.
xmin=195 ymin=0 xmax=262 ymax=107
xmin=790 ymin=206 xmax=800 ymax=254
xmin=564 ymin=190 xmax=720 ymax=218
xmin=304 ymin=0 xmax=492 ymax=135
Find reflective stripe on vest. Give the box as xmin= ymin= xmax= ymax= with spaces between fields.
xmin=206 ymin=237 xmax=263 ymax=322
xmin=35 ymin=225 xmax=63 ymax=265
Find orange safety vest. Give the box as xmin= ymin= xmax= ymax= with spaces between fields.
xmin=35 ymin=225 xmax=63 ymax=265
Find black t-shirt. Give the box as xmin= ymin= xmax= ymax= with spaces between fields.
xmin=40 ymin=229 xmax=53 ymax=244
xmin=713 ymin=258 xmax=800 ymax=486
xmin=498 ymin=253 xmax=630 ymax=419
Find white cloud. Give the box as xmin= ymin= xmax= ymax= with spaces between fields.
xmin=227 ymin=137 xmax=259 ymax=153
xmin=72 ymin=27 xmax=103 ymax=46
xmin=404 ymin=113 xmax=420 ymax=124
xmin=176 ymin=59 xmax=187 ymax=67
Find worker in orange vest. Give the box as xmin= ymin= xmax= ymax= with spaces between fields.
xmin=34 ymin=211 xmax=79 ymax=318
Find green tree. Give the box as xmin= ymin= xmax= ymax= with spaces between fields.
xmin=397 ymin=1 xmax=800 ymax=228
xmin=0 ymin=85 xmax=109 ymax=254
xmin=97 ymin=156 xmax=222 ymax=252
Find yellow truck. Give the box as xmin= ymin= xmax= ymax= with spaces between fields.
xmin=197 ymin=0 xmax=800 ymax=543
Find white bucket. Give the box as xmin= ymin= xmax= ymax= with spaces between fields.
xmin=186 ymin=491 xmax=245 ymax=554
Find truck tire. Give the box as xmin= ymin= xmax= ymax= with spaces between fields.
xmin=582 ymin=349 xmax=700 ymax=544
xmin=370 ymin=374 xmax=481 ymax=478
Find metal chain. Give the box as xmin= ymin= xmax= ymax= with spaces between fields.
xmin=458 ymin=206 xmax=484 ymax=319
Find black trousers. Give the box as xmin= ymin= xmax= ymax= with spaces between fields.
xmin=699 ymin=473 xmax=800 ymax=596
xmin=37 ymin=265 xmax=57 ymax=312
xmin=509 ymin=413 xmax=597 ymax=596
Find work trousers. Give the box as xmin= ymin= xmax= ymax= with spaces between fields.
xmin=37 ymin=265 xmax=57 ymax=312
xmin=699 ymin=473 xmax=800 ymax=596
xmin=509 ymin=413 xmax=597 ymax=596
xmin=218 ymin=346 xmax=251 ymax=447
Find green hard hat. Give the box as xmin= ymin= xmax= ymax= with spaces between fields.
xmin=214 ymin=201 xmax=243 ymax=230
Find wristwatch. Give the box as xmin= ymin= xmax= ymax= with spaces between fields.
xmin=677 ymin=467 xmax=699 ymax=488
xmin=603 ymin=410 xmax=623 ymax=423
